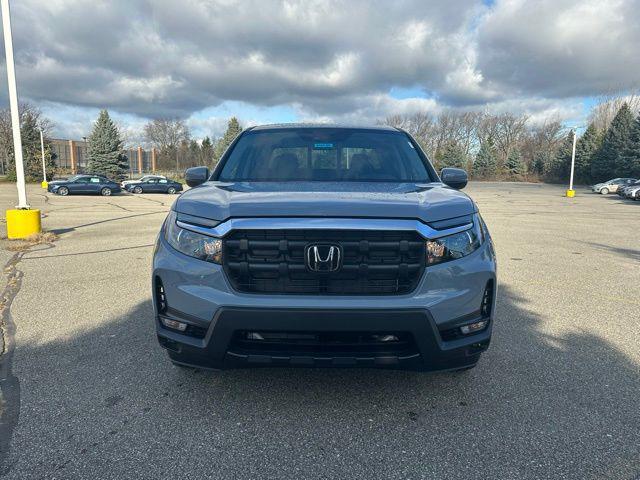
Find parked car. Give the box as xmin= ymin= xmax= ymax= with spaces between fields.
xmin=121 ymin=174 xmax=166 ymax=188
xmin=125 ymin=177 xmax=183 ymax=194
xmin=152 ymin=124 xmax=496 ymax=373
xmin=47 ymin=174 xmax=121 ymax=196
xmin=592 ymin=178 xmax=637 ymax=194
xmin=624 ymin=184 xmax=640 ymax=200
xmin=618 ymin=180 xmax=640 ymax=197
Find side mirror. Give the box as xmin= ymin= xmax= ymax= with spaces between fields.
xmin=185 ymin=166 xmax=210 ymax=187
xmin=440 ymin=168 xmax=468 ymax=190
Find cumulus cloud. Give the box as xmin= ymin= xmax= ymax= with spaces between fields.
xmin=0 ymin=0 xmax=636 ymax=138
xmin=477 ymin=0 xmax=640 ymax=98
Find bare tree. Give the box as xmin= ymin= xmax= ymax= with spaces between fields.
xmin=519 ymin=118 xmax=564 ymax=171
xmin=383 ymin=112 xmax=437 ymax=156
xmin=143 ymin=118 xmax=191 ymax=171
xmin=143 ymin=118 xmax=190 ymax=150
xmin=493 ymin=113 xmax=529 ymax=161
xmin=457 ymin=111 xmax=483 ymax=155
xmin=589 ymin=89 xmax=640 ymax=132
xmin=477 ymin=112 xmax=500 ymax=146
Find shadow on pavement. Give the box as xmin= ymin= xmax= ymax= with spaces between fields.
xmin=584 ymin=242 xmax=640 ymax=261
xmin=50 ymin=211 xmax=166 ymax=235
xmin=1 ymin=285 xmax=639 ymax=479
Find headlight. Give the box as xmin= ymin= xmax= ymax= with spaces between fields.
xmin=426 ymin=215 xmax=483 ymax=265
xmin=164 ymin=211 xmax=222 ymax=264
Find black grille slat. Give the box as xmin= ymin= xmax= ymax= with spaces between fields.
xmin=230 ymin=330 xmax=418 ymax=356
xmin=223 ymin=229 xmax=425 ymax=295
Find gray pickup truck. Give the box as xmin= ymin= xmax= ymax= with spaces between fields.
xmin=152 ymin=124 xmax=496 ymax=372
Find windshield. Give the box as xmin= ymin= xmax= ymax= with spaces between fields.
xmin=217 ymin=128 xmax=434 ymax=182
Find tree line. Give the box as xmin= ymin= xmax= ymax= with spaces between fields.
xmin=0 ymin=107 xmax=243 ymax=181
xmin=1 ymin=94 xmax=638 ymax=183
xmin=0 ymin=104 xmax=57 ymax=181
xmin=384 ymin=94 xmax=640 ymax=183
xmin=143 ymin=117 xmax=242 ymax=173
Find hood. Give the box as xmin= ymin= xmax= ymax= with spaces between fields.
xmin=48 ymin=180 xmax=67 ymax=185
xmin=174 ymin=181 xmax=476 ymax=224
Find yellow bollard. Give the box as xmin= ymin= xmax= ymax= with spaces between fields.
xmin=41 ymin=180 xmax=48 ymax=189
xmin=565 ymin=190 xmax=575 ymax=198
xmin=6 ymin=209 xmax=41 ymax=239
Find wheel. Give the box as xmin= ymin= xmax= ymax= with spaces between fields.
xmin=133 ymin=186 xmax=143 ymax=194
xmin=167 ymin=186 xmax=176 ymax=195
xmin=57 ymin=186 xmax=69 ymax=196
xmin=101 ymin=187 xmax=112 ymax=196
xmin=600 ymin=187 xmax=609 ymax=195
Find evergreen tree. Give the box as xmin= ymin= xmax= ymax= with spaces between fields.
xmin=545 ymin=133 xmax=573 ymax=182
xmin=86 ymin=110 xmax=128 ymax=179
xmin=472 ymin=138 xmax=497 ymax=178
xmin=505 ymin=149 xmax=525 ymax=176
xmin=200 ymin=136 xmax=214 ymax=165
xmin=574 ymin=124 xmax=602 ymax=184
xmin=591 ymin=103 xmax=634 ymax=181
xmin=213 ymin=117 xmax=242 ymax=164
xmin=188 ymin=139 xmax=201 ymax=167
xmin=6 ymin=110 xmax=57 ymax=182
xmin=621 ymin=113 xmax=640 ymax=178
xmin=439 ymin=142 xmax=467 ymax=170
xmin=531 ymin=151 xmax=549 ymax=176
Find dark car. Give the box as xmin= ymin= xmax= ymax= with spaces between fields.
xmin=125 ymin=178 xmax=183 ymax=194
xmin=47 ymin=174 xmax=121 ymax=196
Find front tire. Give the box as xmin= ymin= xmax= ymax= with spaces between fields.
xmin=167 ymin=186 xmax=176 ymax=195
xmin=600 ymin=187 xmax=609 ymax=195
xmin=133 ymin=186 xmax=143 ymax=194
xmin=57 ymin=186 xmax=69 ymax=196
xmin=101 ymin=187 xmax=112 ymax=196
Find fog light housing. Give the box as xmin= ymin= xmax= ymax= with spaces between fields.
xmin=460 ymin=320 xmax=488 ymax=335
xmin=160 ymin=317 xmax=187 ymax=332
xmin=372 ymin=334 xmax=399 ymax=342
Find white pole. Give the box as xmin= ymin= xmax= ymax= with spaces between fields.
xmin=40 ymin=129 xmax=47 ymax=182
xmin=569 ymin=129 xmax=577 ymax=192
xmin=1 ymin=0 xmax=28 ymax=208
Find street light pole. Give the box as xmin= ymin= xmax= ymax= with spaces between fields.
xmin=566 ymin=129 xmax=577 ymax=197
xmin=40 ymin=129 xmax=47 ymax=185
xmin=2 ymin=0 xmax=41 ymax=238
xmin=1 ymin=0 xmax=28 ymax=208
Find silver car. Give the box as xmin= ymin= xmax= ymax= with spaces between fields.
xmin=121 ymin=174 xmax=166 ymax=189
xmin=625 ymin=184 xmax=640 ymax=200
xmin=592 ymin=178 xmax=637 ymax=194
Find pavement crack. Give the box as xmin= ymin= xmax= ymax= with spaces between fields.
xmin=107 ymin=202 xmax=134 ymax=212
xmin=0 ymin=251 xmax=25 ymax=476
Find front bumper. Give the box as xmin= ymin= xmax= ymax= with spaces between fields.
xmin=152 ymin=224 xmax=497 ymax=371
xmin=158 ymin=307 xmax=491 ymax=371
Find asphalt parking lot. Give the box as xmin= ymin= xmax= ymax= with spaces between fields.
xmin=0 ymin=182 xmax=638 ymax=479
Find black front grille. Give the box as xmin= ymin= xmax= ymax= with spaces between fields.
xmin=223 ymin=229 xmax=425 ymax=295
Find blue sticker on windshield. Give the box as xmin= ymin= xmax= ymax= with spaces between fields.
xmin=313 ymin=142 xmax=334 ymax=149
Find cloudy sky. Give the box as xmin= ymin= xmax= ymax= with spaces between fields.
xmin=1 ymin=0 xmax=638 ymax=143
